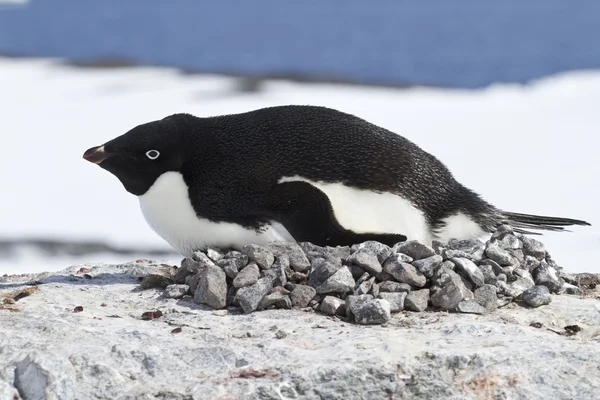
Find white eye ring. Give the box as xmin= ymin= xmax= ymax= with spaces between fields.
xmin=146 ymin=150 xmax=160 ymax=160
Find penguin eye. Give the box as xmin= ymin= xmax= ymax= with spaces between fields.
xmin=145 ymin=150 xmax=160 ymax=160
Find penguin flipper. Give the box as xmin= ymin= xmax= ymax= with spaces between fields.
xmin=262 ymin=181 xmax=407 ymax=247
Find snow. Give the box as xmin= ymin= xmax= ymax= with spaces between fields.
xmin=0 ymin=57 xmax=598 ymax=274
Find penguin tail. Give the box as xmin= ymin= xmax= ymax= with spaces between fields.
xmin=501 ymin=211 xmax=591 ymax=235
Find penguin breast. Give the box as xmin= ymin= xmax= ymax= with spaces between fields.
xmin=138 ymin=171 xmax=294 ymax=255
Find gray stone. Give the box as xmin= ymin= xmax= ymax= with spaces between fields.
xmin=490 ymin=224 xmax=514 ymax=241
xmin=192 ymin=251 xmax=215 ymax=268
xmin=173 ymin=257 xmax=199 ymax=283
xmin=485 ymin=242 xmax=515 ymax=266
xmin=347 ymin=249 xmax=383 ymax=276
xmin=521 ymin=236 xmax=547 ymax=260
xmin=431 ymin=240 xmax=446 ymax=255
xmin=499 ymin=234 xmax=522 ymax=250
xmin=478 ymin=264 xmax=497 ymax=285
xmin=496 ymin=273 xmax=508 ymax=282
xmin=257 ymin=293 xmax=292 ymax=310
xmin=456 ymin=300 xmax=486 ymax=314
xmin=193 ymin=265 xmax=228 ymax=310
xmin=349 ymin=264 xmax=366 ymax=280
xmin=298 ymin=242 xmax=351 ymax=262
xmin=378 ymin=292 xmax=406 ymax=313
xmin=232 ymin=262 xmax=260 ymax=288
xmin=480 ymin=258 xmax=503 ymax=276
xmin=140 ymin=267 xmax=173 ymax=289
xmin=242 ymin=244 xmax=275 ymax=270
xmin=350 ymin=241 xmax=392 ymax=264
xmin=514 ymin=269 xmax=535 ymax=286
xmin=185 ymin=272 xmax=202 ymax=293
xmin=431 ymin=261 xmax=456 ymax=286
xmin=164 ymin=284 xmax=189 ymax=299
xmin=404 ymin=289 xmax=430 ymax=312
xmin=355 ymin=276 xmax=375 ymax=296
xmin=353 ymin=299 xmax=391 ymax=325
xmin=497 ymin=277 xmax=534 ymax=298
xmin=430 ymin=270 xmax=472 ymax=310
xmin=533 ymin=262 xmax=562 ymax=293
xmin=308 ymin=257 xmax=342 ymax=288
xmin=451 ymin=257 xmax=485 ymax=287
xmin=561 ymin=283 xmax=581 ymax=295
xmin=205 ymin=247 xmax=223 ymax=262
xmin=383 ymin=255 xmax=426 ymax=287
xmin=262 ymin=255 xmax=288 ymax=287
xmin=378 ymin=281 xmax=411 ymax=293
xmin=523 ymin=256 xmax=541 ymax=272
xmin=393 ymin=240 xmax=435 ymax=260
xmin=290 ymin=285 xmax=316 ymax=308
xmin=412 ymin=254 xmax=442 ymax=278
xmin=522 ymin=286 xmax=552 ymax=308
xmin=265 ymin=242 xmax=310 ymax=272
xmin=442 ymin=249 xmax=481 ymax=262
xmin=217 ymin=252 xmax=249 ymax=279
xmin=314 ymin=266 xmax=355 ymax=294
xmin=370 ymin=282 xmax=380 ymax=298
xmin=446 ymin=239 xmax=485 ymax=260
xmin=474 ymin=284 xmax=498 ymax=312
xmin=320 ymin=296 xmax=346 ymax=316
xmin=345 ymin=294 xmax=373 ymax=319
xmin=235 ymin=277 xmax=273 ymax=313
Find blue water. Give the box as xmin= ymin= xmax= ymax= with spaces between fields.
xmin=0 ymin=1 xmax=599 ymax=88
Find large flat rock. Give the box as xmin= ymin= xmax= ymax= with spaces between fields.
xmin=1 ymin=261 xmax=600 ymax=399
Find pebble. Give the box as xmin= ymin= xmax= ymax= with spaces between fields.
xmin=320 ymin=296 xmax=345 ymax=316
xmin=205 ymin=247 xmax=223 ymax=262
xmin=262 ymin=255 xmax=288 ymax=287
xmin=235 ymin=277 xmax=273 ymax=313
xmin=522 ymin=285 xmax=552 ymax=308
xmin=140 ymin=268 xmax=173 ymax=289
xmin=345 ymin=294 xmax=373 ymax=320
xmin=474 ymin=284 xmax=498 ymax=312
xmin=232 ymin=263 xmax=260 ymax=288
xmin=346 ymin=249 xmax=383 ymax=276
xmin=313 ymin=266 xmax=355 ymax=294
xmin=404 ymin=289 xmax=430 ymax=312
xmin=383 ymin=256 xmax=426 ymax=287
xmin=173 ymin=258 xmax=200 ymax=283
xmin=193 ymin=265 xmax=228 ymax=310
xmin=265 ymin=242 xmax=310 ymax=272
xmin=378 ymin=281 xmax=412 ymax=293
xmin=521 ymin=236 xmax=547 ymax=260
xmin=378 ymin=292 xmax=406 ymax=313
xmin=533 ymin=262 xmax=562 ymax=293
xmin=290 ymin=285 xmax=316 ymax=308
xmin=352 ymin=299 xmax=391 ymax=325
xmin=451 ymin=257 xmax=485 ymax=287
xmin=242 ymin=244 xmax=275 ymax=270
xmin=350 ymin=241 xmax=392 ymax=264
xmin=430 ymin=270 xmax=472 ymax=310
xmin=355 ymin=276 xmax=375 ymax=296
xmin=456 ymin=300 xmax=486 ymax=314
xmin=217 ymin=252 xmax=249 ymax=279
xmin=164 ymin=284 xmax=190 ymax=299
xmin=485 ymin=243 xmax=515 ymax=266
xmin=412 ymin=254 xmax=442 ymax=278
xmin=257 ymin=292 xmax=292 ymax=310
xmin=393 ymin=240 xmax=435 ymax=260
xmin=308 ymin=258 xmax=342 ymax=288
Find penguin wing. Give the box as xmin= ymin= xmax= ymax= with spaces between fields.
xmin=260 ymin=181 xmax=407 ymax=247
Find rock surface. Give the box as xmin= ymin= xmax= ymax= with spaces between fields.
xmin=2 ymin=262 xmax=600 ymax=399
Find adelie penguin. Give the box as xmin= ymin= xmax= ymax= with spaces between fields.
xmin=83 ymin=105 xmax=590 ymax=256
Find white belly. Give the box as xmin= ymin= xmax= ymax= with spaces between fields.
xmin=138 ymin=172 xmax=295 ymax=256
xmin=278 ymin=175 xmax=486 ymax=244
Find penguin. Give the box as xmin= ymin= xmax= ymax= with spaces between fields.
xmin=83 ymin=105 xmax=590 ymax=256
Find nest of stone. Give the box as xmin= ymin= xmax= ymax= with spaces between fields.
xmin=140 ymin=225 xmax=593 ymax=325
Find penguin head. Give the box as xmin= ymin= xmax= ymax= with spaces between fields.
xmin=83 ymin=114 xmax=194 ymax=195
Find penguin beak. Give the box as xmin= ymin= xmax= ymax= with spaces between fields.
xmin=83 ymin=145 xmax=112 ymax=164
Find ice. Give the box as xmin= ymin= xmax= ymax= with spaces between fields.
xmin=0 ymin=57 xmax=597 ymax=274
